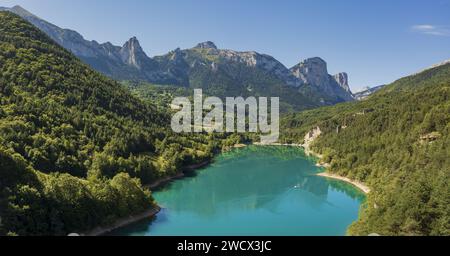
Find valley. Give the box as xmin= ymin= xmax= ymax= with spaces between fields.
xmin=1 ymin=5 xmax=356 ymax=112
xmin=0 ymin=5 xmax=448 ymax=237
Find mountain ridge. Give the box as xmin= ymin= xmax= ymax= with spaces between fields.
xmin=1 ymin=5 xmax=354 ymax=106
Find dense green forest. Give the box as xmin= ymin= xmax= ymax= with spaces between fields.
xmin=1 ymin=11 xmax=449 ymax=236
xmin=280 ymin=62 xmax=450 ymax=235
xmin=122 ymin=80 xmax=191 ymax=109
xmin=0 ymin=12 xmax=247 ymax=235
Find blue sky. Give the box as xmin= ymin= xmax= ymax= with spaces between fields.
xmin=2 ymin=0 xmax=450 ymax=91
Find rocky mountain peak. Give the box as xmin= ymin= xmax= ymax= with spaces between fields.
xmin=123 ymin=36 xmax=142 ymax=49
xmin=0 ymin=5 xmax=40 ymax=21
xmin=333 ymin=72 xmax=352 ymax=93
xmin=195 ymin=41 xmax=218 ymax=49
xmin=290 ymin=57 xmax=329 ymax=88
xmin=10 ymin=5 xmax=35 ymax=18
xmin=120 ymin=36 xmax=148 ymax=69
xmin=3 ymin=5 xmax=355 ymax=104
xmin=299 ymin=57 xmax=328 ymax=72
xmin=289 ymin=58 xmax=354 ymax=101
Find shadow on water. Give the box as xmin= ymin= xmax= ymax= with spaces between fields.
xmin=326 ymin=179 xmax=367 ymax=202
xmin=151 ymin=167 xmax=203 ymax=193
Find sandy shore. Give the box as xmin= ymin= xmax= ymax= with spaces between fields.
xmin=252 ymin=142 xmax=370 ymax=194
xmin=317 ymin=172 xmax=370 ymax=194
xmin=306 ymin=147 xmax=370 ymax=194
xmin=83 ymin=206 xmax=161 ymax=236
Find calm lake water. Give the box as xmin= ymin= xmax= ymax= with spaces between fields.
xmin=114 ymin=146 xmax=365 ymax=236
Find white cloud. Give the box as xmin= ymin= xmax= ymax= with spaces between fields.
xmin=411 ymin=24 xmax=450 ymax=36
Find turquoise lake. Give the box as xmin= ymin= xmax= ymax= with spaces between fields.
xmin=115 ymin=146 xmax=366 ymax=236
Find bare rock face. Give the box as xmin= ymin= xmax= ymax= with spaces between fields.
xmin=302 ymin=126 xmax=322 ymax=156
xmin=120 ymin=37 xmax=147 ymax=69
xmin=290 ymin=58 xmax=354 ymax=101
xmin=99 ymin=42 xmax=122 ymax=61
xmin=217 ymin=50 xmax=301 ymax=86
xmin=291 ymin=57 xmax=329 ymax=88
xmin=304 ymin=126 xmax=322 ymax=145
xmin=193 ymin=42 xmax=296 ymax=84
xmin=195 ymin=41 xmax=218 ymax=49
xmin=333 ymin=72 xmax=351 ymax=93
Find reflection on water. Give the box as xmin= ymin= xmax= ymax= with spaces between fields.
xmin=112 ymin=146 xmax=366 ymax=236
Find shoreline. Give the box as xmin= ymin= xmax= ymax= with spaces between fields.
xmin=87 ymin=142 xmax=368 ymax=235
xmin=146 ymin=160 xmax=211 ymax=190
xmin=146 ymin=172 xmax=185 ymax=190
xmin=83 ymin=206 xmax=161 ymax=236
xmin=317 ymin=172 xmax=370 ymax=194
xmin=254 ymin=142 xmax=370 ymax=194
xmin=185 ymin=159 xmax=211 ymax=171
xmin=301 ymin=143 xmax=370 ymax=194
xmin=85 ymin=145 xmax=275 ymax=236
xmin=86 ymin=160 xmax=212 ymax=236
xmin=303 ymin=145 xmax=370 ymax=194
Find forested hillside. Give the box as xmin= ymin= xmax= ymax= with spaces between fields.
xmin=280 ymin=61 xmax=450 ymax=235
xmin=0 ymin=12 xmax=236 ymax=235
xmin=1 ymin=10 xmax=448 ymax=237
